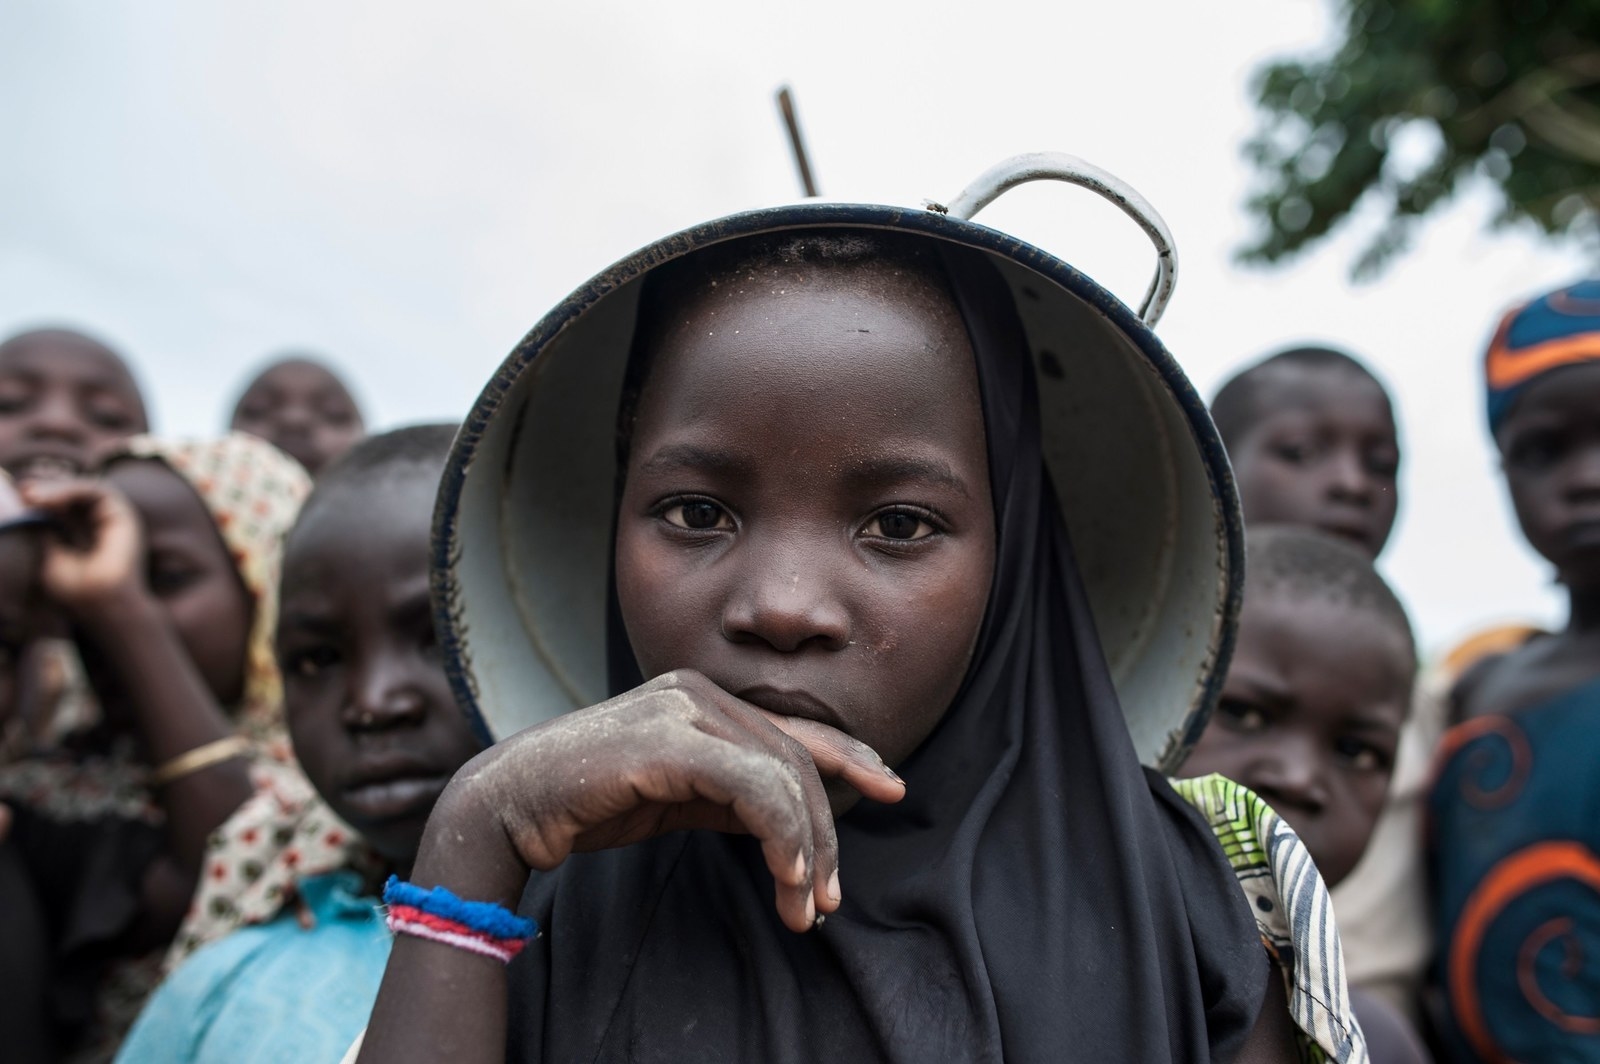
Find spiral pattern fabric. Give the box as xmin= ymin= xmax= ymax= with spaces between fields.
xmin=1430 ymin=680 xmax=1600 ymax=1062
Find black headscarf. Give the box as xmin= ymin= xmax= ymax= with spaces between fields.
xmin=506 ymin=239 xmax=1265 ymax=1062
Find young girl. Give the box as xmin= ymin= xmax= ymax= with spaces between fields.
xmin=1433 ymin=280 xmax=1600 ymax=1063
xmin=362 ymin=216 xmax=1362 ymax=1062
xmin=0 ymin=433 xmax=310 ymax=1059
xmin=229 ymin=355 xmax=366 ymax=476
xmin=118 ymin=426 xmax=484 ymax=1062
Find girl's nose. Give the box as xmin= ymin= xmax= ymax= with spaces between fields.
xmin=1562 ymin=441 xmax=1600 ymax=501
xmin=28 ymin=391 xmax=87 ymax=442
xmin=344 ymin=652 xmax=428 ymax=729
xmin=1248 ymin=742 xmax=1329 ymax=815
xmin=720 ymin=541 xmax=850 ymax=654
xmin=1324 ymin=448 xmax=1373 ymax=505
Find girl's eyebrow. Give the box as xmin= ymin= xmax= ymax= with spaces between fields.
xmin=845 ymin=456 xmax=970 ymax=497
xmin=638 ymin=443 xmax=747 ymax=476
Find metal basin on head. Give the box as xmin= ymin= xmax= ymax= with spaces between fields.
xmin=432 ymin=153 xmax=1242 ymax=773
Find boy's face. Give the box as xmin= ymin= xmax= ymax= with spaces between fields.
xmin=95 ymin=460 xmax=253 ymax=707
xmin=1497 ymin=362 xmax=1600 ymax=591
xmin=0 ymin=333 xmax=148 ymax=481
xmin=615 ymin=263 xmax=996 ymax=780
xmin=277 ymin=472 xmax=483 ymax=869
xmin=1179 ymin=588 xmax=1413 ymax=887
xmin=231 ymin=360 xmax=364 ymax=476
xmin=1228 ymin=365 xmax=1400 ymax=559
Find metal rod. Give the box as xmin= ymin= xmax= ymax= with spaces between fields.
xmin=775 ymin=86 xmax=819 ymax=198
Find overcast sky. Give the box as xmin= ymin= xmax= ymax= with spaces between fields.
xmin=2 ymin=0 xmax=1592 ymax=652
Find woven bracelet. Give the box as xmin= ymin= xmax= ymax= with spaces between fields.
xmin=382 ymin=876 xmax=539 ymax=964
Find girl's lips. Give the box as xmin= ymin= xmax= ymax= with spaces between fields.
xmin=340 ymin=774 xmax=450 ymax=822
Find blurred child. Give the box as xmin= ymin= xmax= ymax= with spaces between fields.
xmin=1178 ymin=526 xmax=1426 ymax=1062
xmin=0 ymin=328 xmax=150 ymax=482
xmin=1431 ymin=280 xmax=1600 ymax=1063
xmin=0 ymin=434 xmax=311 ymax=1060
xmin=0 ymin=328 xmax=150 ymax=756
xmin=1211 ymin=345 xmax=1399 ymax=559
xmin=0 ymin=471 xmax=52 ymax=1063
xmin=229 ymin=355 xmax=366 ymax=476
xmin=117 ymin=425 xmax=482 ymax=1062
xmin=1212 ymin=345 xmax=1435 ymax=1020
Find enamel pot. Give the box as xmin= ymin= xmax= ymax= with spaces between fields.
xmin=432 ymin=152 xmax=1242 ymax=772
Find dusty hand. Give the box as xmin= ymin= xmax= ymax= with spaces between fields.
xmin=456 ymin=669 xmax=907 ymax=933
xmin=20 ymin=479 xmax=146 ymax=612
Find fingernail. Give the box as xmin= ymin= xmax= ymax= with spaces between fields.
xmin=793 ymin=851 xmax=807 ymax=884
xmin=804 ymin=893 xmax=816 ymax=925
xmin=827 ymin=869 xmax=841 ymax=904
xmin=884 ymin=765 xmax=905 ymax=786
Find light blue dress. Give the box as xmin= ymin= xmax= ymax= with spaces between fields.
xmin=116 ymin=871 xmax=390 ymax=1063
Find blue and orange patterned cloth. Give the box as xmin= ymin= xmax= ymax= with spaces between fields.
xmin=1486 ymin=279 xmax=1600 ymax=433
xmin=1429 ymin=678 xmax=1600 ymax=1062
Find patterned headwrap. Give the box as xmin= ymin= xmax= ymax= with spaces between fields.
xmin=1486 ymin=279 xmax=1600 ymax=434
xmin=106 ymin=433 xmax=311 ymax=752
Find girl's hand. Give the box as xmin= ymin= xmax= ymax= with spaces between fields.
xmin=444 ymin=669 xmax=907 ymax=933
xmin=20 ymin=479 xmax=146 ymax=613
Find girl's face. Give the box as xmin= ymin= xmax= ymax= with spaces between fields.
xmin=231 ymin=360 xmax=365 ymax=476
xmin=615 ymin=263 xmax=996 ymax=769
xmin=0 ymin=333 xmax=148 ymax=481
xmin=104 ymin=459 xmax=254 ymax=705
xmin=278 ymin=473 xmax=484 ymax=870
xmin=1228 ymin=365 xmax=1400 ymax=559
xmin=1497 ymin=362 xmax=1600 ymax=591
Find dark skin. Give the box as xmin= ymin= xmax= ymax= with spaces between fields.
xmin=1455 ymin=362 xmax=1600 ymax=723
xmin=1228 ymin=365 xmax=1401 ymax=559
xmin=361 ymin=264 xmax=1299 ymax=1062
xmin=1180 ymin=589 xmax=1414 ymax=888
xmin=277 ymin=472 xmax=483 ymax=872
xmin=20 ymin=462 xmax=253 ymax=947
xmin=0 ymin=531 xmax=44 ymax=733
xmin=0 ymin=330 xmax=148 ymax=482
xmin=231 ymin=358 xmax=365 ymax=476
xmin=1181 ymin=589 xmax=1428 ymax=1063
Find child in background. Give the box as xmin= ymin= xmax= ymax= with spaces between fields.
xmin=1211 ymin=346 xmax=1436 ymax=1022
xmin=0 ymin=471 xmax=53 ymax=1063
xmin=0 ymin=434 xmax=312 ymax=1060
xmin=0 ymin=328 xmax=150 ymax=483
xmin=117 ymin=425 xmax=483 ymax=1063
xmin=229 ymin=355 xmax=366 ymax=476
xmin=1178 ymin=526 xmax=1428 ymax=1063
xmin=1432 ymin=280 xmax=1600 ymax=1063
xmin=1210 ymin=345 xmax=1400 ymax=559
xmin=0 ymin=327 xmax=150 ymax=757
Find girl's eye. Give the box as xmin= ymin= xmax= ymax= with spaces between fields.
xmin=85 ymin=400 xmax=135 ymax=431
xmin=146 ymin=554 xmax=201 ymax=596
xmin=285 ymin=645 xmax=341 ymax=678
xmin=1217 ymin=699 xmax=1267 ymax=732
xmin=1269 ymin=441 xmax=1314 ymax=465
xmin=1364 ymin=451 xmax=1400 ymax=478
xmin=1334 ymin=736 xmax=1386 ymax=772
xmin=864 ymin=510 xmax=935 ymax=541
xmin=661 ymin=500 xmax=732 ymax=531
xmin=1506 ymin=428 xmax=1568 ymax=472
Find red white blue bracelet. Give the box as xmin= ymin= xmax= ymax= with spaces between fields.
xmin=382 ymin=876 xmax=539 ymax=964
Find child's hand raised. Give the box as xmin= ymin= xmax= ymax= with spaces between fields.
xmin=20 ymin=478 xmax=145 ymax=613
xmin=431 ymin=669 xmax=907 ymax=933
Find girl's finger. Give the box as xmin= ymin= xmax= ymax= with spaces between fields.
xmin=648 ymin=731 xmax=819 ymax=933
xmin=698 ymin=700 xmax=845 ymax=918
xmin=755 ymin=711 xmax=907 ymax=805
